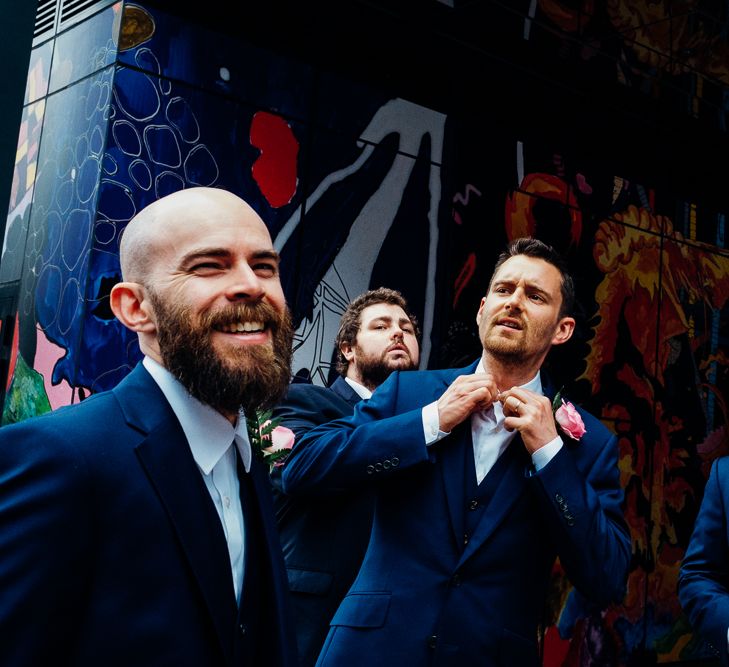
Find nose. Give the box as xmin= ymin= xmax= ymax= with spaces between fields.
xmin=391 ymin=325 xmax=407 ymax=341
xmin=504 ymin=287 xmax=525 ymax=310
xmin=224 ymin=263 xmax=265 ymax=302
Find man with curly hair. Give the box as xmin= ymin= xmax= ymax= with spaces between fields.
xmin=272 ymin=287 xmax=420 ymax=666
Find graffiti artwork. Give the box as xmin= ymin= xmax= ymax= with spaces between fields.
xmin=2 ymin=1 xmax=729 ymax=664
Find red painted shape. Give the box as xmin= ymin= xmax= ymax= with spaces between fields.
xmin=5 ymin=317 xmax=19 ymax=392
xmin=542 ymin=625 xmax=571 ymax=667
xmin=250 ymin=111 xmax=299 ymax=208
xmin=453 ymin=253 xmax=476 ymax=309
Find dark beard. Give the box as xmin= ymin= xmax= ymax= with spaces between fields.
xmin=149 ymin=291 xmax=293 ymax=416
xmin=355 ymin=348 xmax=417 ymax=391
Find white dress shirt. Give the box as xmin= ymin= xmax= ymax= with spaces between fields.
xmin=143 ymin=357 xmax=252 ymax=603
xmin=344 ymin=376 xmax=373 ymax=400
xmin=422 ymin=361 xmax=562 ymax=482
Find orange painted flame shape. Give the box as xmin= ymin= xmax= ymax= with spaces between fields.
xmin=538 ymin=0 xmax=595 ymax=33
xmin=582 ymin=205 xmax=729 ymax=392
xmin=504 ymin=173 xmax=582 ymax=247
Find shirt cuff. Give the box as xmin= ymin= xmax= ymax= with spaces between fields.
xmin=422 ymin=401 xmax=449 ymax=446
xmin=530 ymin=435 xmax=563 ymax=472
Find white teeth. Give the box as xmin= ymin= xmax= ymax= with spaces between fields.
xmin=219 ymin=321 xmax=264 ymax=333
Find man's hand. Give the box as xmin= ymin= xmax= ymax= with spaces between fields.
xmin=437 ymin=374 xmax=500 ymax=433
xmin=498 ymin=387 xmax=559 ymax=454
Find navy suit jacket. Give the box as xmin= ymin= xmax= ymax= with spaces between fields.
xmin=679 ymin=456 xmax=729 ymax=665
xmin=272 ymin=377 xmax=375 ymax=667
xmin=0 ymin=363 xmax=297 ymax=667
xmin=282 ymin=361 xmax=630 ymax=667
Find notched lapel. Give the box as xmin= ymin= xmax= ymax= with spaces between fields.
xmin=458 ymin=438 xmax=531 ymax=566
xmin=439 ymin=422 xmax=470 ymax=552
xmin=113 ymin=364 xmax=237 ymax=661
xmin=135 ymin=418 xmax=237 ymax=663
xmin=330 ymin=376 xmax=362 ymax=408
xmin=434 ymin=369 xmax=473 ymax=552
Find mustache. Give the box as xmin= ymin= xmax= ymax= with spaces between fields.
xmin=201 ymin=301 xmax=285 ymax=329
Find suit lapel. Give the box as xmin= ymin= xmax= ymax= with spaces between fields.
xmin=454 ymin=371 xmax=559 ymax=564
xmin=115 ymin=365 xmax=236 ymax=664
xmin=440 ymin=422 xmax=469 ymax=550
xmin=457 ymin=436 xmax=531 ymax=566
xmin=428 ymin=359 xmax=539 ymax=565
xmin=330 ymin=376 xmax=363 ymax=407
xmin=434 ymin=362 xmax=480 ymax=551
xmin=243 ymin=457 xmax=299 ymax=663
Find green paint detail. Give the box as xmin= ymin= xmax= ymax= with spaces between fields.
xmin=1 ymin=353 xmax=52 ymax=425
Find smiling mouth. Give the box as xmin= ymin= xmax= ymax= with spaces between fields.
xmin=215 ymin=320 xmax=266 ymax=334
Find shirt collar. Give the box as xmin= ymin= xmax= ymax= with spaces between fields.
xmin=344 ymin=376 xmax=372 ymax=399
xmin=474 ymin=359 xmax=542 ymax=422
xmin=142 ymin=357 xmax=252 ymax=473
xmin=474 ymin=359 xmax=542 ymax=394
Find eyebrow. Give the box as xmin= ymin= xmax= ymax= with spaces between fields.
xmin=492 ymin=279 xmax=551 ymax=298
xmin=179 ymin=247 xmax=280 ymax=269
xmin=369 ymin=316 xmax=414 ymax=326
xmin=250 ymin=249 xmax=280 ymax=262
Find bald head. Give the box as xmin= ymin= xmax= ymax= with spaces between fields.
xmin=110 ymin=185 xmax=291 ymax=420
xmin=119 ymin=187 xmax=264 ymax=284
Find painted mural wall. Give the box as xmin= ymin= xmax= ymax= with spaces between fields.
xmin=2 ymin=1 xmax=728 ymax=665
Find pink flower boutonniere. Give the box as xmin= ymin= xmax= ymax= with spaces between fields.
xmin=246 ymin=410 xmax=296 ymax=470
xmin=552 ymin=391 xmax=586 ymax=441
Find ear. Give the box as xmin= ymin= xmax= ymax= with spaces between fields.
xmin=551 ymin=316 xmax=575 ymax=346
xmin=475 ymin=297 xmax=487 ymax=326
xmin=340 ymin=341 xmax=355 ymax=362
xmin=110 ymin=281 xmax=157 ymax=334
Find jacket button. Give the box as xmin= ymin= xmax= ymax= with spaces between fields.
xmin=239 ymin=623 xmax=247 ymax=636
xmin=366 ymin=465 xmax=375 ymax=475
xmin=555 ymin=493 xmax=564 ymax=504
xmin=391 ymin=457 xmax=400 ymax=467
xmin=468 ymin=499 xmax=479 ymax=511
xmin=463 ymin=532 xmax=469 ymax=545
xmin=383 ymin=459 xmax=391 ymax=469
xmin=374 ymin=462 xmax=383 ymax=472
xmin=427 ymin=635 xmax=437 ymax=649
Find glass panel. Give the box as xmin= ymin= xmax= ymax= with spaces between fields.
xmin=13 ymin=67 xmax=114 ymax=400
xmin=1 ymin=101 xmax=47 ymax=283
xmin=24 ymin=41 xmax=53 ymax=104
xmin=49 ymin=2 xmax=121 ymax=93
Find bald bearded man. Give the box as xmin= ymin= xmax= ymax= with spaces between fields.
xmin=0 ymin=188 xmax=297 ymax=667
